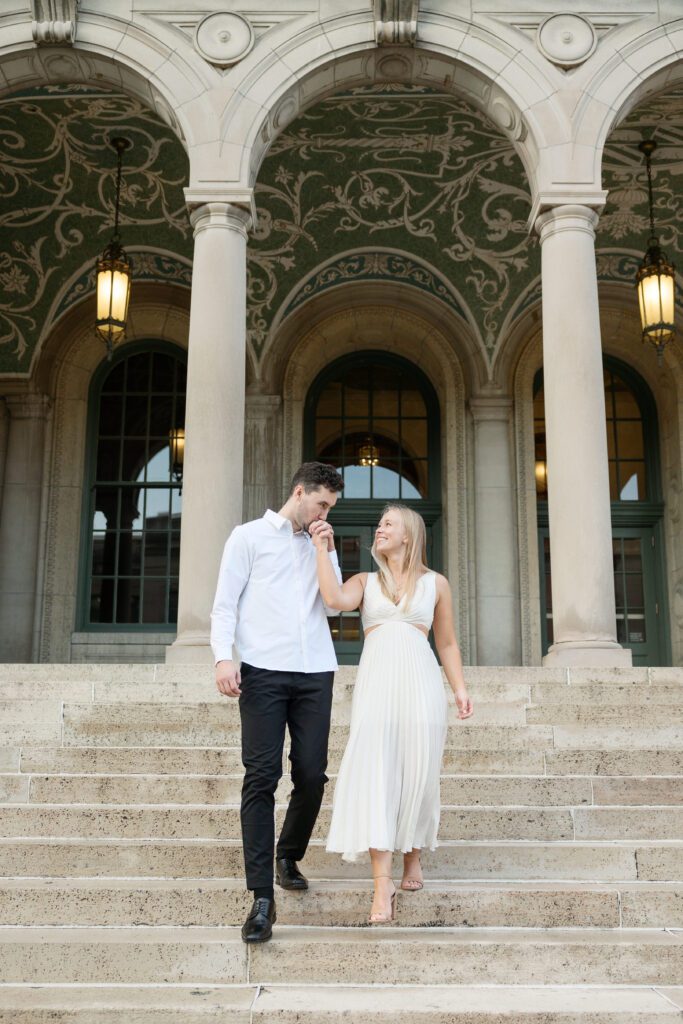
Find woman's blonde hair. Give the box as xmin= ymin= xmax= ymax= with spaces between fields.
xmin=371 ymin=504 xmax=429 ymax=609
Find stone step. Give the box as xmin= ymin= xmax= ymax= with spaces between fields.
xmin=527 ymin=705 xmax=683 ymax=727
xmin=17 ymin=744 xmax=549 ymax=776
xmin=2 ymin=802 xmax=683 ymax=841
xmin=2 ymin=984 xmax=682 ymax=1023
xmin=2 ymin=926 xmax=682 ymax=986
xmin=15 ymin=744 xmax=683 ymax=777
xmin=0 ymin=837 xmax=678 ymax=880
xmin=13 ymin=772 xmax=683 ymax=807
xmin=1 ymin=877 xmax=682 ymax=928
xmin=530 ymin=683 xmax=683 ymax=705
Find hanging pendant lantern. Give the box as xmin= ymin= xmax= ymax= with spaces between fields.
xmin=96 ymin=137 xmax=132 ymax=357
xmin=635 ymin=139 xmax=676 ymax=363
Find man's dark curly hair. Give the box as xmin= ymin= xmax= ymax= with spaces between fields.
xmin=289 ymin=461 xmax=344 ymax=496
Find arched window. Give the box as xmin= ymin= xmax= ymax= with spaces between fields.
xmin=534 ymin=357 xmax=668 ymax=664
xmin=80 ymin=344 xmax=186 ymax=628
xmin=305 ymin=351 xmax=442 ymax=662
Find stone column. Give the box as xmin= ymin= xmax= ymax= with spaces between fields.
xmin=244 ymin=391 xmax=282 ymax=522
xmin=536 ymin=204 xmax=630 ymax=666
xmin=0 ymin=394 xmax=51 ymax=662
xmin=470 ymin=397 xmax=521 ymax=665
xmin=167 ymin=202 xmax=252 ymax=663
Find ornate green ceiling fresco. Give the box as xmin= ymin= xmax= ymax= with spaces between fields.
xmin=0 ymin=80 xmax=680 ymax=378
xmin=249 ymin=84 xmax=534 ymax=363
xmin=0 ymin=84 xmax=191 ymax=373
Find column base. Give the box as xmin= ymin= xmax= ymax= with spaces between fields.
xmin=165 ymin=631 xmax=214 ymax=664
xmin=543 ymin=640 xmax=633 ymax=668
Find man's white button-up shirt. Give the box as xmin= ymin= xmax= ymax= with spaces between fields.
xmin=210 ymin=509 xmax=343 ymax=673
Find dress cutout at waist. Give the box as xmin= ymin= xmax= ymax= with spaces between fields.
xmin=361 ymin=571 xmax=436 ymax=633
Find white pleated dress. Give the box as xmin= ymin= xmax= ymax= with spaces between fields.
xmin=326 ymin=571 xmax=448 ymax=862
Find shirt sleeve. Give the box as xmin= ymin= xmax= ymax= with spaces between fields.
xmin=210 ymin=526 xmax=252 ymax=665
xmin=322 ymin=546 xmax=343 ymax=618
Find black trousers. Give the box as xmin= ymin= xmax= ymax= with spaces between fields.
xmin=238 ymin=662 xmax=334 ymax=891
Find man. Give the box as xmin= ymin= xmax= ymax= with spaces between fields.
xmin=211 ymin=461 xmax=344 ymax=943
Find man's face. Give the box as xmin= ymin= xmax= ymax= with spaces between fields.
xmin=295 ymin=485 xmax=339 ymax=532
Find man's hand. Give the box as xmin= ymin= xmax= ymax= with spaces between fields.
xmin=309 ymin=520 xmax=335 ymax=552
xmin=216 ymin=660 xmax=241 ymax=698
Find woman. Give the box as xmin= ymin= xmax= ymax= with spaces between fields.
xmin=312 ymin=504 xmax=473 ymax=924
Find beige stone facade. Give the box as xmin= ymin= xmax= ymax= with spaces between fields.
xmin=1 ymin=1 xmax=682 ymax=667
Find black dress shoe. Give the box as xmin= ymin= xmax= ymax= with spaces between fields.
xmin=241 ymin=897 xmax=276 ymax=943
xmin=275 ymin=856 xmax=309 ymax=890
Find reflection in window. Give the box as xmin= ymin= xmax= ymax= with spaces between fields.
xmin=87 ymin=349 xmax=186 ymax=626
xmin=312 ymin=362 xmax=430 ymax=499
xmin=533 ymin=367 xmax=648 ymax=503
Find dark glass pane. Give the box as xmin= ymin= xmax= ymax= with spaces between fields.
xmin=174 ymin=395 xmax=186 ymax=428
xmin=614 ymin=573 xmax=625 ymax=612
xmin=171 ymin=488 xmax=182 ymax=518
xmin=116 ymin=532 xmax=139 ymax=577
xmin=616 ymin=615 xmax=627 ymax=643
xmin=143 ymin=579 xmax=167 ymax=623
xmin=546 ymin=614 xmax=553 ymax=645
xmin=98 ymin=395 xmax=123 ymax=436
xmin=342 ymin=613 xmax=361 ymax=641
xmin=343 ymin=427 xmax=372 ymax=465
xmin=102 ymin=360 xmax=125 ymax=393
xmin=129 ymin=533 xmax=143 ymax=575
xmin=116 ymin=577 xmax=141 ymax=624
xmin=618 ymin=463 xmax=646 ymax=501
xmin=149 ymin=396 xmax=174 ymax=438
xmin=340 ymin=535 xmax=361 ymax=573
xmin=612 ymin=538 xmax=624 ymax=573
xmin=401 ymin=418 xmax=428 ymax=458
xmin=545 ymin=571 xmax=553 ymax=607
xmin=533 ymin=388 xmax=545 ymax=419
xmin=144 ymin=532 xmax=168 ymax=576
xmin=343 ymin=465 xmax=371 ymax=498
xmin=169 ymin=579 xmax=179 ymax=621
xmin=626 ymin=573 xmax=645 ymax=608
xmin=617 ymin=421 xmax=644 ymax=461
xmin=372 ymin=463 xmax=400 ymax=499
xmin=316 ymin=382 xmax=342 ymax=417
xmin=543 ymin=537 xmax=552 ymax=573
xmin=121 ymin=491 xmax=143 ymax=532
xmin=91 ymin=534 xmax=106 ymax=576
xmin=96 ymin=440 xmax=121 ymax=482
xmin=372 ymin=368 xmax=399 ymax=416
xmin=612 ymin=381 xmax=640 ymax=418
xmin=623 ymin=538 xmax=642 ymax=572
xmin=144 ymin=488 xmax=171 ymax=529
xmin=372 ymin=421 xmax=401 ymax=456
xmin=316 ymin=420 xmax=340 ymax=456
xmin=145 ymin=446 xmax=172 ymax=484
xmin=176 ymin=363 xmax=187 ymax=392
xmin=94 ymin=487 xmax=120 ymax=530
xmin=90 ymin=577 xmax=114 ymax=623
xmin=169 ymin=533 xmax=180 ymax=576
xmin=126 ymin=354 xmax=151 ymax=393
xmin=401 ymin=388 xmax=426 ymax=417
xmin=608 ymin=461 xmax=618 ymax=501
xmin=344 ymin=368 xmax=370 ymax=416
xmin=152 ymin=353 xmax=175 ymax=393
xmin=606 ymin=421 xmax=616 ymax=459
xmin=124 ymin=396 xmax=149 ymax=437
xmin=122 ymin=434 xmax=146 ymax=479
xmin=626 ymin=613 xmax=646 ymax=644
xmin=328 ymin=616 xmax=341 ymax=641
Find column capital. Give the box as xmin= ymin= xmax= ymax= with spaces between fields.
xmin=469 ymin=396 xmax=513 ymax=422
xmin=187 ymin=201 xmax=252 ymax=239
xmin=535 ymin=204 xmax=600 ymax=243
xmin=527 ymin=190 xmax=607 ymax=231
xmin=184 ymin=186 xmax=255 ymax=224
xmin=6 ymin=393 xmax=51 ymax=421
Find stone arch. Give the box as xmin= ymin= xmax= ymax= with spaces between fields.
xmin=220 ymin=8 xmax=569 ymax=199
xmin=279 ymin=303 xmax=472 ymax=662
xmin=36 ymin=285 xmax=189 ymax=662
xmin=577 ymin=20 xmax=683 ymax=189
xmin=0 ymin=13 xmax=221 ymax=153
xmin=512 ymin=285 xmax=683 ymax=666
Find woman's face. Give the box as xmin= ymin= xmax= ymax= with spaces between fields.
xmin=374 ymin=510 xmax=408 ymax=558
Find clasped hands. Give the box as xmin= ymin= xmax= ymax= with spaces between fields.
xmin=308 ymin=519 xmax=335 ymax=551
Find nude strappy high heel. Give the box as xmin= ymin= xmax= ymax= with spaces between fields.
xmin=400 ymin=853 xmax=424 ymax=891
xmin=369 ymin=874 xmax=397 ymax=925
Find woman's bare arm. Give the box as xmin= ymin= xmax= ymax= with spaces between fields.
xmin=432 ymin=573 xmax=473 ymax=719
xmin=311 ymin=525 xmax=366 ymax=611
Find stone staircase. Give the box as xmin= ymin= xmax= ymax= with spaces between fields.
xmin=0 ymin=662 xmax=682 ymax=1022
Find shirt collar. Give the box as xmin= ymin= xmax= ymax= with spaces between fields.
xmin=264 ymin=509 xmax=310 ymax=539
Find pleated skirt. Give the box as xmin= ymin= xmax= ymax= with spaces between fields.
xmin=326 ymin=620 xmax=448 ymax=862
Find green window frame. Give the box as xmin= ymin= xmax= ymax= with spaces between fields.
xmin=77 ymin=341 xmax=187 ymax=631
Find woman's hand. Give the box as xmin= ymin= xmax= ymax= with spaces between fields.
xmin=309 ymin=520 xmax=334 ymax=551
xmin=455 ymin=689 xmax=474 ymax=719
